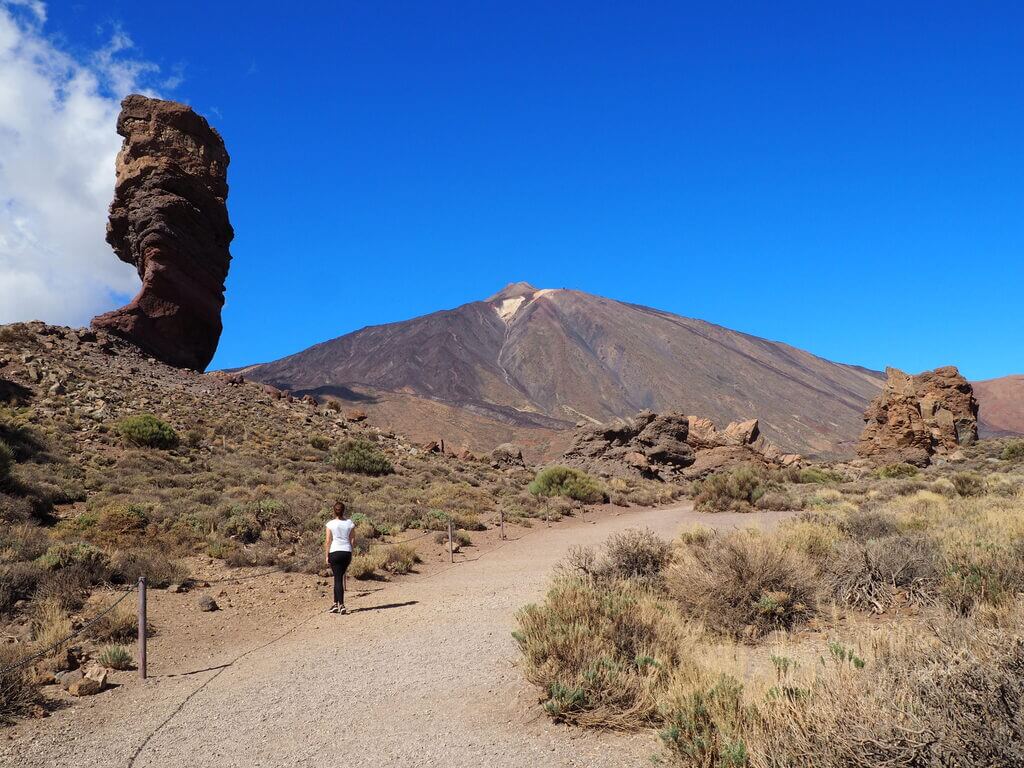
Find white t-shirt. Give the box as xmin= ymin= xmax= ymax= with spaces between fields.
xmin=326 ymin=519 xmax=355 ymax=553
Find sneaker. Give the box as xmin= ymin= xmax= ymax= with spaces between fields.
xmin=339 ymin=605 xmax=349 ymax=615
xmin=329 ymin=604 xmax=340 ymax=614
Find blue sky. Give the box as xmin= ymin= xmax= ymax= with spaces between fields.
xmin=20 ymin=2 xmax=1024 ymax=378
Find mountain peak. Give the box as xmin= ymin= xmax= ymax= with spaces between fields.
xmin=487 ymin=282 xmax=539 ymax=302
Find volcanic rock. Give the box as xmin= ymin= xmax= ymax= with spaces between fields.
xmin=91 ymin=95 xmax=233 ymax=372
xmin=490 ymin=443 xmax=527 ymax=470
xmin=563 ymin=411 xmax=799 ymax=480
xmin=857 ymin=366 xmax=979 ymax=466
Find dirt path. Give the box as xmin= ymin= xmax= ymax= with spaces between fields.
xmin=2 ymin=504 xmax=791 ymax=768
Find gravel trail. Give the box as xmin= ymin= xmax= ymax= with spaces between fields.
xmin=3 ymin=504 xmax=790 ymax=768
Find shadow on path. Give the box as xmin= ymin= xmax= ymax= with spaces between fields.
xmin=348 ymin=600 xmax=418 ymax=614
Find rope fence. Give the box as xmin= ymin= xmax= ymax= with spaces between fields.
xmin=0 ymin=586 xmax=137 ymax=676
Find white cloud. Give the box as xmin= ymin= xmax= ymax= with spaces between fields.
xmin=0 ymin=3 xmax=174 ymax=326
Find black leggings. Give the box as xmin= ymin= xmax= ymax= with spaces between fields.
xmin=328 ymin=550 xmax=352 ymax=605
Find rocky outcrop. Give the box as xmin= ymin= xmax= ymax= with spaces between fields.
xmin=91 ymin=95 xmax=233 ymax=372
xmin=562 ymin=410 xmax=800 ymax=481
xmin=490 ymin=443 xmax=527 ymax=470
xmin=857 ymin=366 xmax=979 ymax=466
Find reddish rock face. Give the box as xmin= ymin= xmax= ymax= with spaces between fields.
xmin=857 ymin=366 xmax=979 ymax=466
xmin=563 ymin=410 xmax=799 ymax=481
xmin=91 ymin=95 xmax=233 ymax=371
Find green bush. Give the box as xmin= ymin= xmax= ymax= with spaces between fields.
xmin=116 ymin=414 xmax=179 ymax=449
xmin=329 ymin=439 xmax=394 ymax=476
xmin=1000 ymin=441 xmax=1024 ymax=462
xmin=0 ymin=440 xmax=13 ymax=483
xmin=96 ymin=644 xmax=134 ymax=670
xmin=876 ymin=463 xmax=919 ymax=479
xmin=528 ymin=466 xmax=605 ymax=503
xmin=693 ymin=465 xmax=774 ymax=512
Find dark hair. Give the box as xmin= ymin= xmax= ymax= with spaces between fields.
xmin=333 ymin=500 xmax=347 ymax=518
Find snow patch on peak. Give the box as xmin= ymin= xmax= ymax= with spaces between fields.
xmin=496 ymin=296 xmax=525 ymax=322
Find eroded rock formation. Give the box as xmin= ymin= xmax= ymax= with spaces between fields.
xmin=91 ymin=95 xmax=233 ymax=371
xmin=562 ymin=410 xmax=800 ymax=481
xmin=857 ymin=366 xmax=979 ymax=466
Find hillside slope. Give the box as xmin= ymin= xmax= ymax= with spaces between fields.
xmin=975 ymin=375 xmax=1024 ymax=436
xmin=242 ymin=283 xmax=886 ymax=458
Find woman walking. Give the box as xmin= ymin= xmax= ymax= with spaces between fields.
xmin=324 ymin=500 xmax=356 ymax=614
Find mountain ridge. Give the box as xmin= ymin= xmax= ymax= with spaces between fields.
xmin=240 ymin=283 xmax=894 ymax=459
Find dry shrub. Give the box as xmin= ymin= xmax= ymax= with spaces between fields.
xmin=88 ymin=599 xmax=138 ymax=643
xmin=693 ymin=466 xmax=774 ymax=512
xmin=824 ymin=535 xmax=940 ymax=612
xmin=753 ymin=490 xmax=801 ymax=511
xmin=667 ymin=531 xmax=816 ymax=639
xmin=0 ymin=521 xmax=49 ymax=562
xmin=0 ymin=561 xmax=45 ymax=614
xmin=381 ymin=543 xmax=420 ymax=574
xmin=514 ymin=576 xmax=692 ymax=728
xmin=749 ymin=617 xmax=1024 ymax=768
xmin=951 ymin=471 xmax=986 ymax=497
xmin=941 ymin=535 xmax=1024 ymax=614
xmin=601 ymin=528 xmax=673 ymax=584
xmin=842 ymin=507 xmax=899 ymax=539
xmin=0 ymin=644 xmax=40 ymax=724
xmin=889 ymin=490 xmax=950 ymax=529
xmin=30 ymin=599 xmax=72 ymax=652
xmin=776 ymin=515 xmax=843 ymax=563
xmin=109 ymin=548 xmax=188 ymax=588
xmin=349 ymin=550 xmax=387 ymax=580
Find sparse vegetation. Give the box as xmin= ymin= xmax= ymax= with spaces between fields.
xmin=329 ymin=439 xmax=394 ymax=476
xmin=519 ymin=443 xmax=1024 ymax=764
xmin=528 ymin=466 xmax=605 ymax=503
xmin=693 ymin=465 xmax=775 ymax=512
xmin=96 ymin=644 xmax=133 ymax=670
xmin=876 ymin=462 xmax=919 ymax=479
xmin=667 ymin=530 xmax=817 ymax=638
xmin=1002 ymin=440 xmax=1024 ymax=462
xmin=115 ymin=414 xmax=179 ymax=449
xmin=0 ymin=645 xmax=40 ymax=723
xmin=87 ymin=599 xmax=138 ymax=643
xmin=0 ymin=440 xmax=13 ymax=484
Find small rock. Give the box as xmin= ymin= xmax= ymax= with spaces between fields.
xmin=56 ymin=669 xmax=83 ymax=691
xmin=68 ymin=665 xmax=107 ymax=697
xmin=197 ymin=595 xmax=219 ymax=612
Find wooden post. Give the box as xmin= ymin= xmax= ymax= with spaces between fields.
xmin=448 ymin=520 xmax=454 ymax=563
xmin=137 ymin=577 xmax=147 ymax=680
xmin=500 ymin=509 xmax=506 ymax=540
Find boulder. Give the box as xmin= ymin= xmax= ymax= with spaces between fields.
xmin=723 ymin=419 xmax=759 ymax=445
xmin=490 ymin=443 xmax=526 ymax=470
xmin=91 ymin=95 xmax=234 ymax=372
xmin=857 ymin=366 xmax=979 ymax=466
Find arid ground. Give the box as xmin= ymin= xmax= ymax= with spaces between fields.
xmin=1 ymin=502 xmax=790 ymax=768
